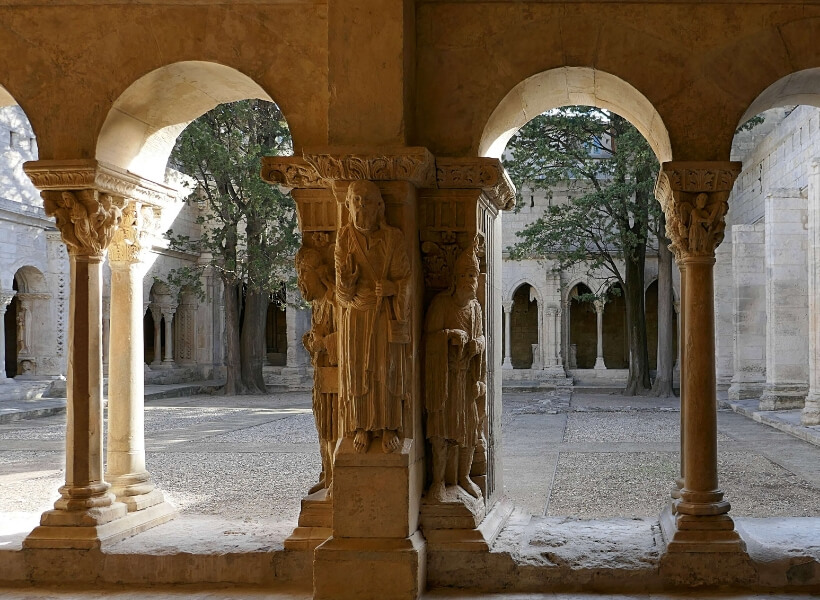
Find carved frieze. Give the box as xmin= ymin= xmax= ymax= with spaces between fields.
xmin=655 ymin=161 xmax=741 ymax=260
xmin=435 ymin=157 xmax=516 ymax=211
xmin=305 ymin=147 xmax=436 ymax=188
xmin=260 ymin=157 xmax=325 ymax=189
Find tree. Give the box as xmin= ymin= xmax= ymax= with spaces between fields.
xmin=167 ymin=99 xmax=299 ymax=395
xmin=504 ymin=107 xmax=663 ymax=396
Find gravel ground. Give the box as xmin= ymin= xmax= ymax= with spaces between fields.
xmin=1 ymin=390 xmax=818 ymax=528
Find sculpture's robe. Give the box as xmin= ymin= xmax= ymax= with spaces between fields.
xmin=303 ymin=290 xmax=338 ymax=442
xmin=335 ymin=223 xmax=411 ymax=435
xmin=424 ymin=292 xmax=485 ymax=447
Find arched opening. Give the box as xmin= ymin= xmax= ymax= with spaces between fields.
xmin=568 ymin=283 xmax=596 ymax=369
xmin=602 ymin=283 xmax=628 ymax=369
xmin=265 ymin=300 xmax=288 ymax=366
xmin=510 ymin=284 xmax=538 ymax=369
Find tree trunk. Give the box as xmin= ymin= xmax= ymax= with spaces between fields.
xmin=623 ymin=245 xmax=651 ymax=396
xmin=651 ymin=215 xmax=676 ymax=397
xmin=240 ymin=289 xmax=268 ymax=393
xmin=223 ymin=279 xmax=245 ymax=395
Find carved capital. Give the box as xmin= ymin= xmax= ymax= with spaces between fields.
xmin=502 ymin=301 xmax=513 ymax=313
xmin=593 ymin=299 xmax=606 ymax=314
xmin=0 ymin=290 xmax=15 ymax=311
xmin=41 ymin=189 xmax=122 ymax=256
xmin=655 ymin=161 xmax=741 ymax=260
xmin=25 ymin=159 xmax=177 ymax=257
xmin=435 ymin=157 xmax=516 ymax=211
xmin=109 ymin=201 xmax=162 ymax=265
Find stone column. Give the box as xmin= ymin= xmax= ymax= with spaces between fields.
xmin=656 ymin=161 xmax=745 ymax=554
xmin=0 ymin=291 xmax=15 ymax=381
xmin=804 ymin=160 xmax=820 ymax=425
xmin=673 ymin=300 xmax=681 ymax=374
xmin=727 ymin=224 xmax=766 ymax=401
xmin=22 ymin=162 xmax=129 ymax=548
xmin=106 ymin=200 xmax=174 ymax=520
xmin=162 ymin=305 xmax=176 ymax=364
xmin=502 ymin=301 xmax=513 ymax=369
xmin=760 ymin=189 xmax=809 ymax=410
xmin=101 ymin=296 xmax=110 ymax=369
xmin=150 ymin=305 xmax=162 ymax=366
xmin=593 ymin=299 xmax=606 ymax=370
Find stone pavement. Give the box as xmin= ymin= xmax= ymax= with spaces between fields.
xmin=721 ymin=395 xmax=820 ymax=448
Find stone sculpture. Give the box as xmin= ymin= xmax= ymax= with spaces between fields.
xmin=424 ymin=239 xmax=486 ymax=502
xmin=296 ymin=245 xmax=339 ymax=494
xmin=335 ymin=180 xmax=411 ymax=454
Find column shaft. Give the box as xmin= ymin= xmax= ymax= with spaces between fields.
xmin=594 ymin=302 xmax=605 ymax=370
xmin=805 ymin=160 xmax=820 ymax=424
xmin=502 ymin=305 xmax=512 ymax=369
xmin=163 ymin=311 xmax=175 ymax=363
xmin=151 ymin=311 xmax=162 ymax=366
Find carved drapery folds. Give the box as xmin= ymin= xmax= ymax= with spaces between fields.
xmin=655 ymin=162 xmax=741 ymax=260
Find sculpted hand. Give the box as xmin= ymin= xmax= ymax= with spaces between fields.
xmin=339 ymin=253 xmax=359 ymax=291
xmin=375 ymin=279 xmax=397 ymax=298
xmin=448 ymin=329 xmax=468 ymax=346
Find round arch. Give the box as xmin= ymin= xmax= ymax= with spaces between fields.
xmin=739 ymin=68 xmax=820 ymax=126
xmin=479 ymin=67 xmax=673 ymax=164
xmin=0 ymin=84 xmax=16 ymax=109
xmin=96 ymin=61 xmax=289 ymax=182
xmin=12 ymin=265 xmax=48 ymax=294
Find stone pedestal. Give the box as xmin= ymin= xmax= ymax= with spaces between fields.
xmin=420 ymin=491 xmax=512 ymax=552
xmin=314 ymin=438 xmax=425 ymax=600
xmin=284 ymin=488 xmax=333 ymax=551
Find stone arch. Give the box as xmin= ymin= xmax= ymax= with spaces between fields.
xmin=6 ymin=266 xmax=51 ymax=377
xmin=96 ymin=61 xmax=292 ymax=182
xmin=479 ymin=67 xmax=673 ymax=164
xmin=739 ymin=68 xmax=820 ymax=126
xmin=508 ymin=281 xmax=540 ymax=369
xmin=504 ymin=278 xmax=543 ymax=306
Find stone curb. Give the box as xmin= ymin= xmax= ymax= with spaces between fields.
xmin=720 ymin=399 xmax=820 ymax=448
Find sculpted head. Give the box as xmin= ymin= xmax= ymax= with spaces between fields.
xmin=695 ymin=193 xmax=708 ymax=210
xmin=453 ymin=245 xmax=480 ymax=299
xmin=346 ymin=180 xmax=385 ymax=233
xmin=295 ymin=246 xmax=331 ymax=301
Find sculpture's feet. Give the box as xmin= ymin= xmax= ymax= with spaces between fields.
xmin=309 ymin=478 xmax=325 ymax=494
xmin=326 ymin=482 xmax=333 ymax=500
xmin=459 ymin=476 xmax=481 ymax=499
xmin=381 ymin=429 xmax=401 ymax=453
xmin=353 ymin=429 xmax=372 ymax=453
xmin=428 ymin=482 xmax=446 ymax=503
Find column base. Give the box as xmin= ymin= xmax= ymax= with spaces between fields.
xmin=313 ymin=532 xmax=426 ymax=600
xmin=759 ymin=384 xmax=807 ymax=410
xmin=420 ymin=493 xmax=512 ymax=552
xmin=660 ymin=506 xmax=746 ymax=553
xmin=284 ymin=488 xmax=333 ymax=551
xmin=108 ymin=473 xmax=166 ymax=512
xmin=502 ymin=358 xmax=513 ymax=370
xmin=593 ymin=357 xmax=606 ymax=370
xmin=801 ymin=392 xmax=820 ymax=425
xmin=727 ymin=380 xmax=765 ymax=401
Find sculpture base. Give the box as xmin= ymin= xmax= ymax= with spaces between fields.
xmin=313 ymin=532 xmax=426 ymax=600
xmin=421 ymin=493 xmax=512 ymax=551
xmin=23 ymin=501 xmax=175 ymax=549
xmin=284 ymin=488 xmax=333 ymax=550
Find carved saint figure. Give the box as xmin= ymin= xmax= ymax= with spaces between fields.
xmin=296 ymin=246 xmax=339 ymax=494
xmin=687 ymin=193 xmax=722 ymax=254
xmin=424 ymin=242 xmax=486 ymax=503
xmin=16 ymin=307 xmax=27 ymax=354
xmin=335 ymin=180 xmax=411 ymax=454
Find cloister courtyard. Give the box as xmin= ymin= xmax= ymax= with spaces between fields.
xmin=2 ymin=387 xmax=818 ymax=595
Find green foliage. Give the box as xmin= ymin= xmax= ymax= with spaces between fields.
xmin=168 ymin=99 xmax=299 ymax=297
xmin=503 ymin=106 xmax=661 ymax=293
xmin=735 ymin=114 xmax=765 ymax=134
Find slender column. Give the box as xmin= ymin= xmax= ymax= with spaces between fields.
xmin=106 ymin=201 xmax=166 ymax=511
xmin=593 ymin=299 xmax=606 ymax=370
xmin=150 ymin=305 xmax=162 ymax=366
xmin=804 ymin=159 xmax=820 ymax=424
xmin=0 ymin=291 xmax=15 ymax=381
xmin=502 ymin=301 xmax=513 ymax=369
xmin=101 ymin=296 xmax=110 ymax=368
xmin=673 ymin=269 xmax=685 ymax=499
xmin=23 ymin=185 xmax=128 ymax=548
xmin=673 ymin=300 xmax=681 ymax=373
xmin=162 ymin=306 xmax=176 ymax=364
xmin=656 ymin=161 xmax=745 ymax=553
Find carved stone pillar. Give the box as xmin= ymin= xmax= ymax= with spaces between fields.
xmin=502 ymin=301 xmax=513 ymax=369
xmin=0 ymin=291 xmax=15 ymax=381
xmin=804 ymin=160 xmax=820 ymax=425
xmin=656 ymin=162 xmax=745 ymax=554
xmin=106 ymin=200 xmax=174 ymax=521
xmin=21 ymin=160 xmax=178 ymax=549
xmin=593 ymin=299 xmax=606 ymax=370
xmin=150 ymin=305 xmax=162 ymax=366
xmin=162 ymin=305 xmax=176 ymax=365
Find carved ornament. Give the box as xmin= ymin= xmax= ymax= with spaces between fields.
xmin=304 ymin=147 xmax=436 ymax=188
xmin=0 ymin=290 xmax=15 ymax=310
xmin=655 ymin=161 xmax=741 ymax=260
xmin=260 ymin=157 xmax=325 ymax=189
xmin=41 ymin=189 xmax=122 ymax=257
xmin=435 ymin=157 xmax=516 ymax=211
xmin=109 ymin=201 xmax=162 ymax=264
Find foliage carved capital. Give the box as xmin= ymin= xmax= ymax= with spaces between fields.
xmin=655 ymin=161 xmax=741 ymax=260
xmin=435 ymin=157 xmax=516 ymax=211
xmin=108 ymin=201 xmax=162 ymax=264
